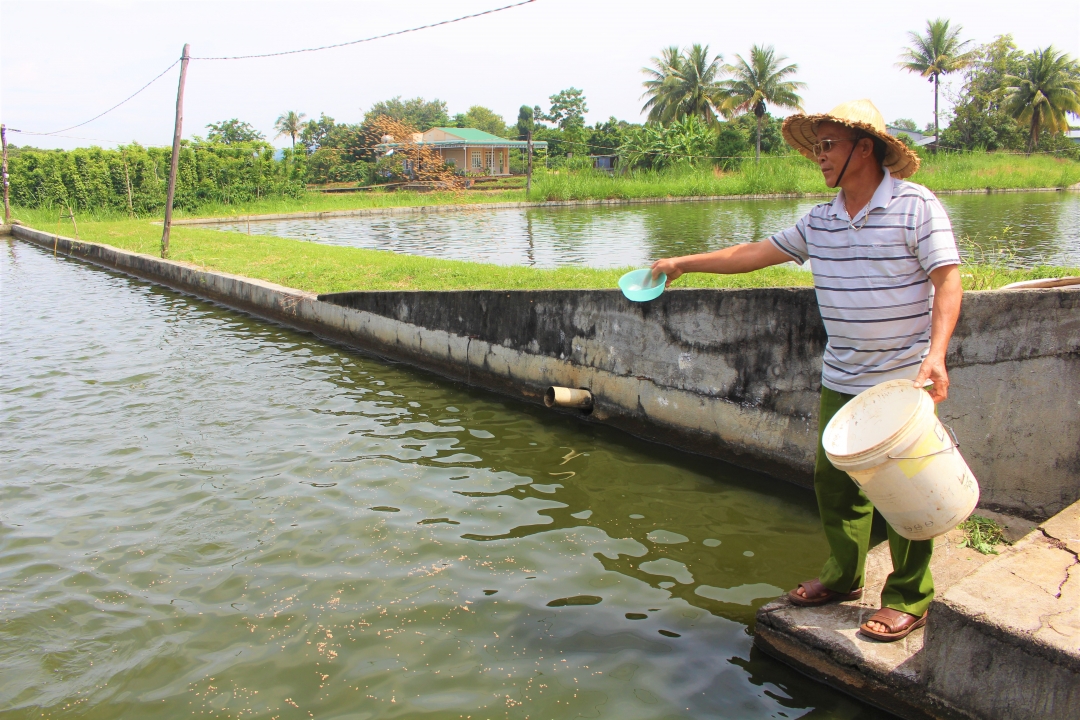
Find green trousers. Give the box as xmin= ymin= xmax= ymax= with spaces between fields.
xmin=815 ymin=387 xmax=935 ymax=616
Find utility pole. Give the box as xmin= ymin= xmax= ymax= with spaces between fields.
xmin=526 ymin=129 xmax=533 ymax=199
xmin=161 ymin=43 xmax=190 ymax=258
xmin=123 ymin=153 xmax=134 ymax=219
xmin=2 ymin=124 xmax=10 ymax=225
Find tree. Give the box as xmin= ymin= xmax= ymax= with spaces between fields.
xmin=1003 ymin=46 xmax=1080 ymax=153
xmin=543 ymin=88 xmax=588 ymax=130
xmin=640 ymin=44 xmax=725 ymax=126
xmin=898 ymin=18 xmax=974 ymax=150
xmin=299 ymin=114 xmax=339 ymax=154
xmin=588 ymin=117 xmax=631 ymax=156
xmin=891 ymin=118 xmax=919 ymax=131
xmin=939 ymin=35 xmax=1028 ymax=151
xmin=538 ymin=88 xmax=588 ymax=157
xmin=274 ymin=111 xmax=307 ymax=148
xmin=717 ymin=45 xmax=805 ymax=160
xmin=516 ymin=105 xmax=535 ymax=140
xmin=452 ymin=106 xmax=507 ymax=137
xmin=205 ymin=119 xmax=265 ymax=144
xmin=364 ymin=97 xmax=450 ymax=131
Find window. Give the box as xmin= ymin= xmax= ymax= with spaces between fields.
xmin=471 ymin=151 xmax=482 ymax=169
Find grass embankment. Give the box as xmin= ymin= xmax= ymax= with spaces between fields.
xmin=13 ymin=208 xmax=1075 ymax=294
xmin=172 ymin=188 xmax=527 ymax=220
xmin=533 ymin=153 xmax=1080 ymax=202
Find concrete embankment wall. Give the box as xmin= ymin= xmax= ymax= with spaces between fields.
xmin=13 ymin=225 xmax=1080 ymax=519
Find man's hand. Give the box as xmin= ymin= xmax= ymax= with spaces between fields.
xmin=913 ymin=353 xmax=949 ymax=403
xmin=914 ymin=264 xmax=963 ymax=404
xmin=651 ymin=258 xmax=683 ymax=286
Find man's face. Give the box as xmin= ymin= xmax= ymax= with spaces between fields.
xmin=814 ymin=122 xmax=861 ymax=187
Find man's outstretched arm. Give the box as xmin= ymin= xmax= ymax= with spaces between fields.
xmin=651 ymin=241 xmax=795 ymax=285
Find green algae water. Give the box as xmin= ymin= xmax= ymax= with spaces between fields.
xmin=0 ymin=241 xmax=891 ymax=719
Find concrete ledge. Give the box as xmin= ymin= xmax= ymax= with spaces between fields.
xmin=922 ymin=502 xmax=1080 ymax=720
xmin=755 ymin=505 xmax=1080 ymax=720
xmin=755 ymin=526 xmax=1002 ymax=720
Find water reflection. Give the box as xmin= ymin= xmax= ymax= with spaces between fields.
xmin=0 ymin=240 xmax=895 ymax=718
xmin=946 ymin=192 xmax=1079 ymax=268
xmin=216 ymin=192 xmax=1080 ymax=269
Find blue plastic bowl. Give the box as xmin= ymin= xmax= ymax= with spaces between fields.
xmin=618 ymin=268 xmax=666 ymax=302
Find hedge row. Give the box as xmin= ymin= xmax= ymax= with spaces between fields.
xmin=8 ymin=142 xmax=306 ymax=214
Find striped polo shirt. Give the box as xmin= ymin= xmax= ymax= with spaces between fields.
xmin=769 ymin=169 xmax=961 ymax=394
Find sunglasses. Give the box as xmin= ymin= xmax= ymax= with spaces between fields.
xmin=811 ymin=138 xmax=855 ymax=155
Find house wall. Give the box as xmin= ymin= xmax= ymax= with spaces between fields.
xmin=423 ymin=128 xmax=453 ymax=142
xmin=437 ymin=148 xmax=468 ymax=169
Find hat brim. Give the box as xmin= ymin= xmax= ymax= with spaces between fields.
xmin=782 ymin=114 xmax=921 ymax=180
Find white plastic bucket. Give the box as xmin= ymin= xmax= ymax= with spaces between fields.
xmin=822 ymin=379 xmax=979 ymax=541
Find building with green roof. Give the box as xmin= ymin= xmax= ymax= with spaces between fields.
xmin=377 ymin=127 xmax=546 ymax=176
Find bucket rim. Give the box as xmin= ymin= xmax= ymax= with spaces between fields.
xmin=823 ymin=380 xmax=933 ymax=467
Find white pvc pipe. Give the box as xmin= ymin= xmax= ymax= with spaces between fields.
xmin=544 ymin=386 xmax=593 ymax=411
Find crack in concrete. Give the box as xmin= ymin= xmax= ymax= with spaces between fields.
xmin=1037 ymin=527 xmax=1079 ymax=599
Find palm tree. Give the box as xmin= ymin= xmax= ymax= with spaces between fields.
xmin=717 ymin=45 xmax=805 ymax=160
xmin=274 ymin=110 xmax=307 ymax=148
xmin=640 ymin=44 xmax=725 ymax=126
xmin=897 ymin=19 xmax=973 ymax=151
xmin=1003 ymin=47 xmax=1080 ymax=154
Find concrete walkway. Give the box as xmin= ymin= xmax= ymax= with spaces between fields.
xmin=755 ymin=504 xmax=1079 ymax=720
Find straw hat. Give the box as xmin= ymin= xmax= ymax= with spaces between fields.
xmin=782 ymin=99 xmax=921 ymax=179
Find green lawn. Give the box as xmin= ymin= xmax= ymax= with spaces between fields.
xmin=13 ymin=211 xmax=1076 ymax=294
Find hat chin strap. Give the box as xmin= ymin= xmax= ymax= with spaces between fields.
xmin=828 ymin=142 xmax=859 ymax=189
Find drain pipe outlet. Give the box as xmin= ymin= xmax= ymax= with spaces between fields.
xmin=544 ymin=386 xmax=593 ymax=412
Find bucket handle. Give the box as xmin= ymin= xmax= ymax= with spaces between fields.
xmin=888 ymin=424 xmax=959 ymax=460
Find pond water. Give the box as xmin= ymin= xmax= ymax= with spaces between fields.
xmin=217 ymin=191 xmax=1080 ymax=269
xmin=0 ymin=241 xmax=892 ymax=719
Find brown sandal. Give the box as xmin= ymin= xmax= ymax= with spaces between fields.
xmin=788 ymin=578 xmax=863 ymax=607
xmin=859 ymin=608 xmax=927 ymax=642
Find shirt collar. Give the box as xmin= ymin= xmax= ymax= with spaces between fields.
xmin=828 ymin=168 xmax=895 ymax=220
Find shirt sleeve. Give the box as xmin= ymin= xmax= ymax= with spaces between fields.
xmin=913 ymin=194 xmax=961 ymax=274
xmin=769 ymin=214 xmax=810 ymax=265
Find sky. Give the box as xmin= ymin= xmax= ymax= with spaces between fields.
xmin=2 ymin=0 xmax=1079 ymax=150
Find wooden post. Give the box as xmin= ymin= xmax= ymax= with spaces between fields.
xmin=526 ymin=130 xmax=533 ymax=199
xmin=161 ymin=43 xmax=190 ymax=258
xmin=1 ymin=124 xmax=9 ymax=225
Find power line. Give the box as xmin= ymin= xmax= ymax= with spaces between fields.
xmin=191 ymin=0 xmax=537 ymax=60
xmin=34 ymin=60 xmax=181 ymax=136
xmin=6 ymin=0 xmax=537 ymax=139
xmin=8 ymin=130 xmax=132 ymax=145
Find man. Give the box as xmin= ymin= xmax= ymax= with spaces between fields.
xmin=651 ymin=99 xmax=962 ymax=642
